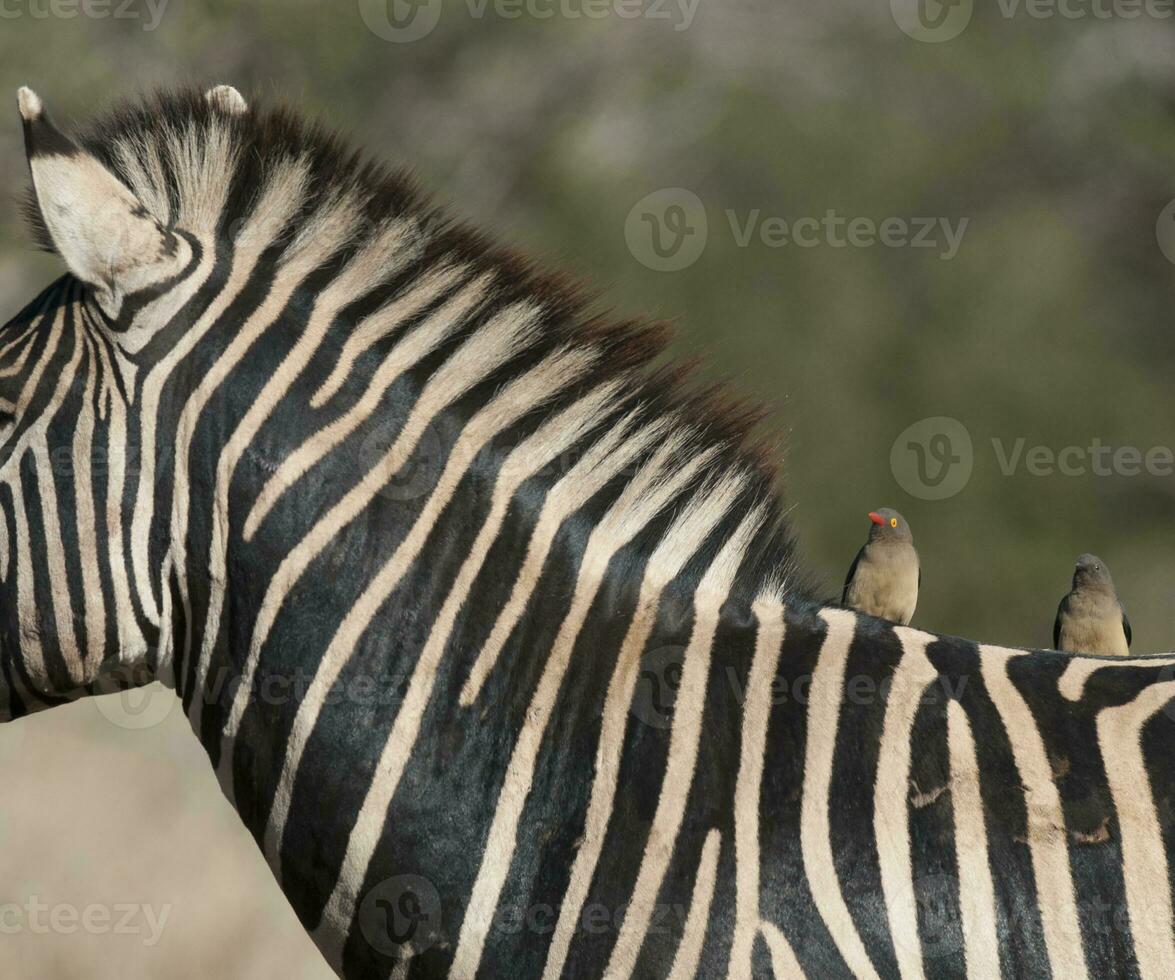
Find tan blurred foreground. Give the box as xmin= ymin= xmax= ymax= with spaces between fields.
xmin=0 ymin=688 xmax=334 ymax=979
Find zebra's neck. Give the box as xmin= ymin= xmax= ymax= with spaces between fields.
xmin=0 ymin=278 xmax=168 ymax=710
xmin=127 ymin=210 xmax=789 ymax=970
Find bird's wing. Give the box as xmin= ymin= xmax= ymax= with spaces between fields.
xmin=1122 ymin=605 xmax=1133 ymax=648
xmin=1053 ymin=596 xmax=1066 ymax=650
xmin=842 ymin=545 xmax=865 ymax=605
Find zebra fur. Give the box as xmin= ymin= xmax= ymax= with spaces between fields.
xmin=2 ymin=86 xmax=1175 ymax=979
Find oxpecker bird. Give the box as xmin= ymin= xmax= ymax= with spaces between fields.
xmin=1054 ymin=554 xmax=1132 ymax=656
xmin=842 ymin=508 xmax=920 ymax=625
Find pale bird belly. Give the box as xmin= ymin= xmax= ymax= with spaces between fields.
xmin=1060 ymin=619 xmax=1130 ymax=657
xmin=847 ymin=562 xmax=918 ymax=625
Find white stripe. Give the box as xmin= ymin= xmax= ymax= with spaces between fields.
xmin=152 ymin=549 xmax=176 ymax=689
xmin=242 ymin=270 xmax=491 ymax=540
xmin=178 ymin=193 xmax=365 ymax=719
xmin=605 ymin=508 xmax=764 ymax=978
xmin=1096 ymin=682 xmax=1175 ymax=980
xmin=874 ymin=626 xmax=939 ymax=980
xmin=457 ymin=411 xmax=669 ymax=708
xmin=310 ymin=263 xmax=468 ymax=409
xmin=313 ymin=382 xmax=623 ymax=969
xmin=24 ymin=321 xmax=87 ymax=684
xmin=0 ymin=325 xmax=40 ymax=378
xmin=0 ymin=479 xmax=9 ymax=582
xmin=71 ymin=334 xmax=105 ymax=667
xmin=667 ymin=829 xmax=722 ymax=980
xmin=8 ymin=479 xmax=46 ymax=688
xmin=102 ymin=347 xmax=140 ymax=658
xmin=727 ymin=596 xmax=786 ymax=978
xmin=1058 ymin=655 xmax=1175 ymax=702
xmin=142 ymin=157 xmax=311 ymax=629
xmin=759 ymin=921 xmax=807 ymax=978
xmin=0 ymin=295 xmax=47 ymax=367
xmin=543 ymin=474 xmax=748 ymax=980
xmin=263 ymin=348 xmax=595 ymax=870
xmin=32 ymin=444 xmax=83 ymax=684
xmin=449 ymin=432 xmax=713 ymax=977
xmin=11 ymin=297 xmax=64 ymax=420
xmin=945 ymin=699 xmax=1000 ymax=980
xmin=800 ymin=608 xmax=881 ymax=980
xmin=979 ymin=645 xmax=1088 ymax=980
xmin=219 ymin=304 xmax=544 ymax=757
xmin=189 ymin=219 xmax=418 ymax=733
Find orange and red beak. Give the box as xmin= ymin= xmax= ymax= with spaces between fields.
xmin=868 ymin=511 xmax=885 ymax=526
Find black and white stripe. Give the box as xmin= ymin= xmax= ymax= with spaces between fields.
xmin=4 ymin=86 xmax=1175 ymax=980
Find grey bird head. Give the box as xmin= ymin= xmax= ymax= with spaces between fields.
xmin=1072 ymin=553 xmax=1115 ymax=591
xmin=866 ymin=507 xmax=913 ymax=544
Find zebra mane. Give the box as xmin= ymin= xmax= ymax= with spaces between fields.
xmin=23 ymin=86 xmax=808 ymax=601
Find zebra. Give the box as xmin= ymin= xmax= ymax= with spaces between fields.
xmin=3 ymin=84 xmax=1175 ymax=980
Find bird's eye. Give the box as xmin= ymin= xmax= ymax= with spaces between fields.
xmin=890 ymin=518 xmax=898 ymax=528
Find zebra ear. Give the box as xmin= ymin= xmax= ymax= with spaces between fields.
xmin=17 ymin=86 xmax=190 ymax=319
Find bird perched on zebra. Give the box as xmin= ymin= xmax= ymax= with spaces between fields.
xmin=1054 ymin=553 xmax=1132 ymax=656
xmin=841 ymin=507 xmax=920 ymax=625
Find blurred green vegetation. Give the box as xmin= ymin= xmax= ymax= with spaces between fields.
xmin=0 ymin=0 xmax=1173 ymax=652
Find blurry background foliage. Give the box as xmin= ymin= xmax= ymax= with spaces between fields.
xmin=0 ymin=1 xmax=1173 ymax=976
